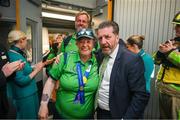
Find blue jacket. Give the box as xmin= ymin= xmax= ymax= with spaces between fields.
xmin=7 ymin=45 xmax=37 ymax=99
xmin=138 ymin=49 xmax=154 ymax=93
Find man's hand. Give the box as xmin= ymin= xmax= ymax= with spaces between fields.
xmin=159 ymin=40 xmax=176 ymax=53
xmin=2 ymin=60 xmax=24 ymax=77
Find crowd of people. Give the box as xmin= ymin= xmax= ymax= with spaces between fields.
xmin=0 ymin=10 xmax=179 ymax=119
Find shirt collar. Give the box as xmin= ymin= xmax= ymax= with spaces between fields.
xmin=138 ymin=49 xmax=145 ymax=57
xmin=109 ymin=44 xmax=119 ymax=59
xmin=72 ymin=32 xmax=77 ymax=39
xmin=75 ymin=52 xmax=95 ymax=64
xmin=10 ymin=45 xmax=27 ymax=58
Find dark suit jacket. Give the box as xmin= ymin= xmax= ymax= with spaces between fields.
xmin=0 ymin=43 xmax=9 ymax=117
xmin=95 ymin=41 xmax=150 ymax=119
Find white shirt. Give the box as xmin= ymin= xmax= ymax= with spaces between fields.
xmin=98 ymin=44 xmax=119 ymax=110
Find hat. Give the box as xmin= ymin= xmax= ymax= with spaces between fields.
xmin=76 ymin=29 xmax=95 ymax=40
xmin=172 ymin=11 xmax=180 ymax=25
xmin=8 ymin=30 xmax=26 ymax=43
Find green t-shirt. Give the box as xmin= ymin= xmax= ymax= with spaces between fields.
xmin=49 ymin=52 xmax=100 ymax=118
xmin=60 ymin=33 xmax=78 ymax=53
xmin=46 ymin=48 xmax=61 ymax=73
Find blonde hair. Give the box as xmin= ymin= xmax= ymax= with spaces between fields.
xmin=53 ymin=34 xmax=61 ymax=40
xmin=75 ymin=11 xmax=91 ymax=23
xmin=8 ymin=30 xmax=26 ymax=43
xmin=126 ymin=35 xmax=145 ymax=49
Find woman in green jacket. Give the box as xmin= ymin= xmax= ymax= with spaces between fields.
xmin=39 ymin=29 xmax=100 ymax=119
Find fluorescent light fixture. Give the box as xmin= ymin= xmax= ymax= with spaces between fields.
xmin=42 ymin=4 xmax=79 ymax=14
xmin=42 ymin=12 xmax=75 ymax=21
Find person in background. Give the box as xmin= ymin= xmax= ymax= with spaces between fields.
xmin=44 ymin=34 xmax=63 ymax=115
xmin=45 ymin=34 xmax=63 ymax=75
xmin=95 ymin=21 xmax=149 ymax=119
xmin=154 ymin=11 xmax=180 ymax=119
xmin=0 ymin=42 xmax=24 ymax=119
xmin=7 ymin=30 xmax=44 ymax=119
xmin=60 ymin=11 xmax=91 ymax=53
xmin=126 ymin=35 xmax=154 ymax=93
xmin=38 ymin=29 xmax=100 ymax=119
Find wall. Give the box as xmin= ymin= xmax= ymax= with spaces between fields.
xmin=92 ymin=6 xmax=108 ymax=29
xmin=92 ymin=0 xmax=108 ymax=29
xmin=18 ymin=0 xmax=43 ymax=82
xmin=0 ymin=0 xmax=16 ymax=46
xmin=114 ymin=0 xmax=180 ymax=54
xmin=42 ymin=27 xmax=49 ymax=53
xmin=0 ymin=0 xmax=16 ymax=21
xmin=113 ymin=0 xmax=180 ymax=118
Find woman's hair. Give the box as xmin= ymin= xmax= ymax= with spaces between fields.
xmin=127 ymin=35 xmax=145 ymax=49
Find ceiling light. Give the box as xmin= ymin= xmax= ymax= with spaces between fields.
xmin=42 ymin=12 xmax=75 ymax=21
xmin=42 ymin=4 xmax=79 ymax=14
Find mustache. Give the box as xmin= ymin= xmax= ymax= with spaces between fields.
xmin=101 ymin=44 xmax=110 ymax=49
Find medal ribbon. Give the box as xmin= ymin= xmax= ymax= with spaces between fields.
xmin=74 ymin=62 xmax=92 ymax=104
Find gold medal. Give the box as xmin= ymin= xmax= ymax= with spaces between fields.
xmin=83 ymin=76 xmax=87 ymax=84
xmin=80 ymin=86 xmax=84 ymax=91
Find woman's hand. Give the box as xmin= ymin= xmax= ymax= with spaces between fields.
xmin=44 ymin=58 xmax=56 ymax=66
xmin=38 ymin=103 xmax=49 ymax=120
xmin=34 ymin=61 xmax=45 ymax=72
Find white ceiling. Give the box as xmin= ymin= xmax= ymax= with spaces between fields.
xmin=52 ymin=0 xmax=97 ymax=9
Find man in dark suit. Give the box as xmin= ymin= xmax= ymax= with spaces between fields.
xmin=95 ymin=21 xmax=150 ymax=119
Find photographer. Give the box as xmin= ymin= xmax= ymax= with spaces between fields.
xmin=154 ymin=11 xmax=180 ymax=119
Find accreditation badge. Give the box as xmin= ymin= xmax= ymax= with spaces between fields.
xmin=1 ymin=52 xmax=7 ymax=60
xmin=1 ymin=55 xmax=7 ymax=60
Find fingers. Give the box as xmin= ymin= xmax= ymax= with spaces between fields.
xmin=2 ymin=62 xmax=20 ymax=77
xmin=44 ymin=58 xmax=56 ymax=65
xmin=33 ymin=61 xmax=45 ymax=73
xmin=38 ymin=104 xmax=49 ymax=120
xmin=6 ymin=61 xmax=20 ymax=71
xmin=54 ymin=55 xmax=60 ymax=64
xmin=38 ymin=115 xmax=48 ymax=120
xmin=10 ymin=61 xmax=25 ymax=71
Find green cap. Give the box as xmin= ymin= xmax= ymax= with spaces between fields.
xmin=76 ymin=29 xmax=95 ymax=40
